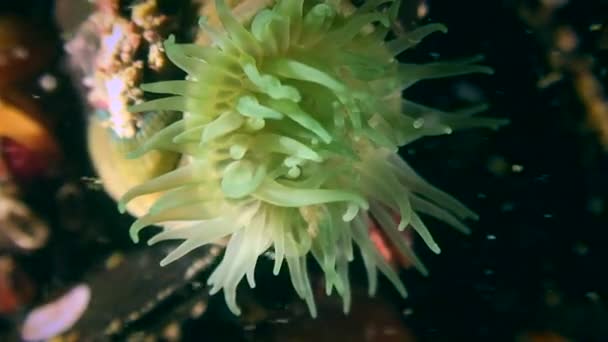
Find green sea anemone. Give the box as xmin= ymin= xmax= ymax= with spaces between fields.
xmin=118 ymin=0 xmax=506 ymax=317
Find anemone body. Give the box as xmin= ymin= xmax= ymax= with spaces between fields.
xmin=119 ymin=0 xmax=505 ymax=317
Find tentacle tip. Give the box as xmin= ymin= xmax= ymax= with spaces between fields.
xmin=164 ymin=34 xmax=176 ymax=46
xmin=456 ymin=222 xmax=473 ymax=235
xmin=397 ymin=221 xmax=407 ymax=231
xmin=379 ymin=16 xmax=390 ymax=27
xmin=418 ymin=268 xmax=430 ymax=277
xmin=117 ymin=201 xmax=127 ymax=214
xmin=360 ymin=200 xmax=370 ymax=211
xmin=482 ymin=67 xmax=495 ymax=75
xmin=309 ymin=309 xmax=318 ymax=319
xmin=129 ymin=230 xmax=140 ymax=244
xmin=147 ymin=236 xmax=161 ymax=246
xmin=342 ymin=304 xmax=351 ymax=315
xmin=467 ymin=212 xmax=481 ymax=221
xmin=172 ymin=135 xmax=187 ymax=144
xmin=159 ymin=257 xmax=175 ymax=267
xmin=492 ymin=119 xmax=511 ymax=129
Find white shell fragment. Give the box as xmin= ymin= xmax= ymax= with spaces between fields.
xmin=21 ymin=284 xmax=91 ymax=341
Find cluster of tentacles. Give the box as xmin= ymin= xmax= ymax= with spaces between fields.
xmin=118 ymin=0 xmax=505 ymax=317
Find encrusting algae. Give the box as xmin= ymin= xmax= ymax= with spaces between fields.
xmin=116 ymin=0 xmax=506 ymax=317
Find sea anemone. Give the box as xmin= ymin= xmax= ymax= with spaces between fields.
xmin=118 ymin=0 xmax=506 ymax=317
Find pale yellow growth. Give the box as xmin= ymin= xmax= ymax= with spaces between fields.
xmin=87 ymin=117 xmax=175 ymax=217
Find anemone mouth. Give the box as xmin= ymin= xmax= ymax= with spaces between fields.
xmin=120 ymin=0 xmax=507 ymax=317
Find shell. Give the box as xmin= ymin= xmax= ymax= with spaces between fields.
xmin=21 ymin=284 xmax=91 ymax=341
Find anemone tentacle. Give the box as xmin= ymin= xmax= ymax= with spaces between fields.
xmin=121 ymin=0 xmax=506 ymax=317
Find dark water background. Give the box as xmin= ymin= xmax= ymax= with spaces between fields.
xmin=1 ymin=0 xmax=607 ymax=341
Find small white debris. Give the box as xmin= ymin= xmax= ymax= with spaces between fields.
xmin=500 ymin=202 xmax=515 ymax=212
xmin=417 ymin=3 xmax=428 ymax=18
xmin=190 ymin=301 xmax=207 ymax=318
xmin=585 ymin=291 xmax=600 ymax=302
xmin=590 ymin=23 xmax=603 ymax=32
xmin=39 ymin=74 xmax=58 ymax=92
xmin=511 ymin=164 xmax=524 ymax=173
xmin=12 ymin=46 xmax=29 ymax=60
